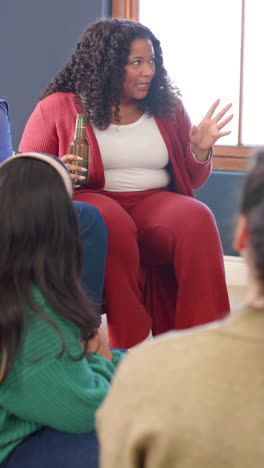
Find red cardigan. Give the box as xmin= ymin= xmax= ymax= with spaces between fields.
xmin=19 ymin=91 xmax=212 ymax=196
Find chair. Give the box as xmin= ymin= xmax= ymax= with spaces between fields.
xmin=0 ymin=99 xmax=13 ymax=162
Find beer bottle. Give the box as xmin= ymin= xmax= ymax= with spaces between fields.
xmin=69 ymin=113 xmax=89 ymax=186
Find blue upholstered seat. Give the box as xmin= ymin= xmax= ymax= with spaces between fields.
xmin=195 ymin=170 xmax=247 ymax=256
xmin=0 ymin=100 xmax=13 ymax=162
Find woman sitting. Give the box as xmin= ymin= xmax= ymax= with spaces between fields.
xmin=0 ymin=152 xmax=123 ymax=468
xmin=19 ymin=18 xmax=233 ymax=348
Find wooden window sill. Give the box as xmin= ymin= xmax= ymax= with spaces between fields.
xmin=213 ymin=145 xmax=255 ymax=171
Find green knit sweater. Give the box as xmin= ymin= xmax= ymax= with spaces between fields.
xmin=0 ymin=287 xmax=123 ymax=463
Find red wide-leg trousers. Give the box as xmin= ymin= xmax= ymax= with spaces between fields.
xmin=75 ymin=189 xmax=230 ymax=348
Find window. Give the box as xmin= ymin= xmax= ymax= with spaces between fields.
xmin=242 ymin=0 xmax=264 ymax=145
xmin=112 ymin=0 xmax=261 ymax=170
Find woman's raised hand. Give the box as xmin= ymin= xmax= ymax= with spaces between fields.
xmin=189 ymin=99 xmax=233 ymax=161
xmin=61 ymin=154 xmax=87 ymax=188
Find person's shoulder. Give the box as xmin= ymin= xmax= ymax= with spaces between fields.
xmin=98 ymin=317 xmax=242 ymax=427
xmin=29 ymin=285 xmax=77 ymax=330
xmin=35 ymin=92 xmax=77 ymax=127
xmin=115 ymin=317 xmax=232 ymax=384
xmin=38 ymin=91 xmax=75 ymax=112
xmin=137 ymin=319 xmax=222 ymax=352
xmin=23 ymin=285 xmax=81 ymax=358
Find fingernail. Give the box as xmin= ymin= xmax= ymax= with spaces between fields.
xmin=80 ymin=176 xmax=86 ymax=180
xmin=77 ymin=157 xmax=83 ymax=160
xmin=80 ymin=167 xmax=87 ymax=172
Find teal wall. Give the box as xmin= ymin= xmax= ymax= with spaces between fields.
xmin=195 ymin=170 xmax=247 ymax=256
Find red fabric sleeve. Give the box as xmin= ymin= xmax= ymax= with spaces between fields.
xmin=19 ymin=102 xmax=59 ymax=156
xmin=175 ymin=100 xmax=212 ymax=189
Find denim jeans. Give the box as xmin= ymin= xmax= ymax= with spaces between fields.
xmin=1 ymin=428 xmax=99 ymax=468
xmin=74 ymin=200 xmax=107 ymax=319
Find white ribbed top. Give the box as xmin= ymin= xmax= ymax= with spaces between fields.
xmin=92 ymin=114 xmax=170 ymax=191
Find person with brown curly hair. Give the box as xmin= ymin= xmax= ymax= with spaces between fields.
xmin=19 ymin=18 xmax=233 ymax=349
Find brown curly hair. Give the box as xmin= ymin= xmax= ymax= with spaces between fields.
xmin=40 ymin=18 xmax=180 ymax=130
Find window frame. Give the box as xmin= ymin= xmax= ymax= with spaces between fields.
xmin=112 ymin=0 xmax=252 ymax=171
xmin=112 ymin=0 xmax=139 ymax=20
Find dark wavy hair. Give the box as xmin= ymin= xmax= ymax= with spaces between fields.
xmin=40 ymin=18 xmax=180 ymax=129
xmin=0 ymin=157 xmax=97 ymax=382
xmin=240 ymin=148 xmax=264 ymax=282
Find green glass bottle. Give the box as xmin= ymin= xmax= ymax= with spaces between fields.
xmin=69 ymin=113 xmax=89 ymax=186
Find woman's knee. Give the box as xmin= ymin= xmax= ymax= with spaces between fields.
xmin=188 ymin=198 xmax=216 ymax=224
xmin=163 ymin=196 xmax=217 ymax=234
xmin=139 ymin=197 xmax=219 ymax=262
xmin=74 ymin=197 xmax=137 ymax=257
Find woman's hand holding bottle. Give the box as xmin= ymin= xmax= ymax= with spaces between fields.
xmin=63 ymin=113 xmax=89 ymax=188
xmin=61 ymin=154 xmax=87 ymax=188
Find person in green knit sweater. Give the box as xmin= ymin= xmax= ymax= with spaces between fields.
xmin=97 ymin=148 xmax=264 ymax=467
xmin=0 ymin=152 xmax=123 ymax=468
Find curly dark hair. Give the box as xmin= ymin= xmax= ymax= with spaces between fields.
xmin=40 ymin=18 xmax=180 ymax=129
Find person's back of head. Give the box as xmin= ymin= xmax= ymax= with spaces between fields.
xmin=0 ymin=154 xmax=77 ymax=282
xmin=235 ymin=149 xmax=264 ymax=288
xmin=0 ymin=153 xmax=97 ymax=382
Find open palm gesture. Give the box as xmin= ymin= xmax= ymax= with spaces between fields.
xmin=190 ymin=99 xmax=233 ymax=160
